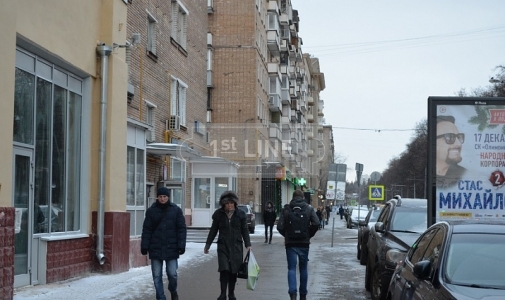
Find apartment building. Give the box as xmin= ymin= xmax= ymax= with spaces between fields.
xmin=0 ymin=0 xmax=331 ymax=295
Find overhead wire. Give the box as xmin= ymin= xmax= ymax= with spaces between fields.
xmin=303 ymin=25 xmax=505 ymax=57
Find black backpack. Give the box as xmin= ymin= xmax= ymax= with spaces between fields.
xmin=285 ymin=205 xmax=310 ymax=240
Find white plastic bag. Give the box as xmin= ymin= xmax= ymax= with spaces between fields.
xmin=246 ymin=250 xmax=260 ymax=290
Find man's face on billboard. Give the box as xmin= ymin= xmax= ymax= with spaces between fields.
xmin=436 ymin=121 xmax=463 ymax=166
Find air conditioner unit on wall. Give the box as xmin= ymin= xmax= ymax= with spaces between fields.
xmin=168 ymin=115 xmax=180 ymax=131
xmin=194 ymin=120 xmax=206 ymax=135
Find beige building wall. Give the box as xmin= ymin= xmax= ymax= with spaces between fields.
xmin=0 ymin=0 xmax=128 ymax=222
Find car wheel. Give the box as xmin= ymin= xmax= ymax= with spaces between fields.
xmin=365 ymin=260 xmax=371 ymax=291
xmin=371 ymin=262 xmax=386 ymax=300
xmin=357 ymin=240 xmax=361 ymax=259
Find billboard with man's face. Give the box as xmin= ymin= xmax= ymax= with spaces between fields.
xmin=428 ymin=97 xmax=505 ymax=225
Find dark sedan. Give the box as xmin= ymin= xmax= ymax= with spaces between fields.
xmin=388 ymin=219 xmax=505 ymax=300
xmin=357 ymin=206 xmax=381 ymax=265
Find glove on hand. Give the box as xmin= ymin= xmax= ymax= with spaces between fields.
xmin=178 ymin=248 xmax=185 ymax=255
xmin=141 ymin=248 xmax=148 ymax=255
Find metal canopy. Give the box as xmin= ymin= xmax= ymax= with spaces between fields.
xmin=146 ymin=143 xmax=202 ymax=159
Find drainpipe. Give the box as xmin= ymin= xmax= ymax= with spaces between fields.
xmin=95 ymin=44 xmax=112 ymax=265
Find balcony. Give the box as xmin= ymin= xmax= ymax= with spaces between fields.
xmin=307 ymin=96 xmax=314 ymax=106
xmin=268 ymin=62 xmax=281 ymax=78
xmin=268 ymin=95 xmax=281 ymax=112
xmin=267 ymin=30 xmax=280 ymax=55
xmin=268 ymin=0 xmax=280 ymax=13
xmin=306 ymin=113 xmax=314 ymax=123
xmin=318 ymin=109 xmax=324 ymax=117
xmin=269 ymin=123 xmax=281 ymax=139
xmin=290 ymin=109 xmax=297 ymax=122
xmin=318 ymin=125 xmax=323 ymax=132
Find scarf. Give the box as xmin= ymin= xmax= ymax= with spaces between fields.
xmin=225 ymin=209 xmax=235 ymax=219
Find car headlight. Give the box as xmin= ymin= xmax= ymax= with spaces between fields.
xmin=386 ymin=249 xmax=406 ymax=264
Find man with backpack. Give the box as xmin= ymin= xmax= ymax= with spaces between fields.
xmin=276 ymin=189 xmax=320 ymax=300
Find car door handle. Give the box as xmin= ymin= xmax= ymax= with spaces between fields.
xmin=394 ymin=273 xmax=401 ymax=280
xmin=405 ymin=282 xmax=412 ymax=289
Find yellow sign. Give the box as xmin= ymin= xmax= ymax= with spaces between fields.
xmin=369 ymin=185 xmax=385 ymax=201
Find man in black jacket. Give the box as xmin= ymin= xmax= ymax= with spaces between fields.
xmin=141 ymin=187 xmax=187 ymax=300
xmin=277 ymin=189 xmax=319 ymax=300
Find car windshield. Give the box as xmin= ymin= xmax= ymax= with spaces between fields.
xmin=390 ymin=208 xmax=427 ymax=233
xmin=352 ymin=209 xmax=367 ymax=218
xmin=445 ymin=233 xmax=505 ymax=289
xmin=238 ymin=206 xmax=248 ymax=213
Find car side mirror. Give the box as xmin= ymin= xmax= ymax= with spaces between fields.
xmin=374 ymin=222 xmax=385 ymax=233
xmin=413 ymin=260 xmax=432 ymax=280
xmin=359 ymin=220 xmax=366 ymax=226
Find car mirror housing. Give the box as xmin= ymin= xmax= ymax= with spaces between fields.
xmin=375 ymin=222 xmax=385 ymax=233
xmin=413 ymin=260 xmax=432 ymax=280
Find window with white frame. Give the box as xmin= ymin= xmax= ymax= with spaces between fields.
xmin=145 ymin=100 xmax=156 ymax=141
xmin=127 ymin=125 xmax=146 ymax=236
xmin=147 ymin=11 xmax=158 ymax=55
xmin=170 ymin=157 xmax=186 ymax=181
xmin=171 ymin=77 xmax=187 ymax=127
xmin=171 ymin=0 xmax=188 ymax=49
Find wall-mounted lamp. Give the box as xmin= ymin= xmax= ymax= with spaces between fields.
xmin=113 ymin=33 xmax=141 ymax=49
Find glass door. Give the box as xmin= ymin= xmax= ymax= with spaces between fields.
xmin=13 ymin=147 xmax=34 ymax=287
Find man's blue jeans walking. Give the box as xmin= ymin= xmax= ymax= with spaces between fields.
xmin=286 ymin=247 xmax=309 ymax=296
xmin=151 ymin=259 xmax=178 ymax=300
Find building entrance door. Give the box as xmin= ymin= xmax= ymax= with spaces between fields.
xmin=13 ymin=147 xmax=35 ymax=287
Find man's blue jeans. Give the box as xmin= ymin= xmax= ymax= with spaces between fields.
xmin=286 ymin=247 xmax=309 ymax=295
xmin=151 ymin=259 xmax=178 ymax=300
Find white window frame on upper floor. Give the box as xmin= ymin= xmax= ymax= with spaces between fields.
xmin=147 ymin=10 xmax=158 ymax=56
xmin=171 ymin=0 xmax=189 ymax=50
xmin=170 ymin=76 xmax=188 ymax=127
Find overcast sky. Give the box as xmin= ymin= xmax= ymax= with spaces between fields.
xmin=291 ymin=0 xmax=505 ymax=181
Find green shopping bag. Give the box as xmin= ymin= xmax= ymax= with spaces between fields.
xmin=246 ymin=250 xmax=260 ymax=290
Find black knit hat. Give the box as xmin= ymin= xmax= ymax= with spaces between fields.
xmin=219 ymin=190 xmax=238 ymax=207
xmin=157 ymin=187 xmax=170 ymax=197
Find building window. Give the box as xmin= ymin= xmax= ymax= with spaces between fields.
xmin=147 ymin=11 xmax=158 ymax=56
xmin=171 ymin=0 xmax=188 ymax=49
xmin=127 ymin=124 xmax=147 ymax=236
xmin=170 ymin=157 xmax=186 ymax=182
xmin=171 ymin=77 xmax=187 ymax=127
xmin=14 ymin=48 xmax=83 ymax=233
xmin=145 ymin=100 xmax=156 ymax=142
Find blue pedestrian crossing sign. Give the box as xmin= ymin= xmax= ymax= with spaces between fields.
xmin=369 ymin=185 xmax=385 ymax=201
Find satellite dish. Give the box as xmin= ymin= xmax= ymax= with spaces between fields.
xmin=370 ymin=171 xmax=382 ymax=182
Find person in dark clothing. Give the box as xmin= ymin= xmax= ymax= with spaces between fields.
xmin=204 ymin=191 xmax=252 ymax=300
xmin=325 ymin=205 xmax=332 ymax=221
xmin=277 ymin=189 xmax=320 ymax=300
xmin=141 ymin=187 xmax=187 ymax=300
xmin=263 ymin=201 xmax=277 ymax=244
xmin=316 ymin=207 xmax=323 ymax=229
xmin=338 ymin=205 xmax=344 ymax=220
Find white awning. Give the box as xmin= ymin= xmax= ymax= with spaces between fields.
xmin=146 ymin=143 xmax=202 ymax=159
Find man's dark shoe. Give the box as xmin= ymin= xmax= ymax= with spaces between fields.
xmin=289 ymin=293 xmax=297 ymax=300
xmin=228 ymin=293 xmax=236 ymax=300
xmin=300 ymin=294 xmax=307 ymax=300
xmin=217 ymin=293 xmax=226 ymax=300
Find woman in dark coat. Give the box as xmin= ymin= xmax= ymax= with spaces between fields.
xmin=262 ymin=201 xmax=277 ymax=244
xmin=204 ymin=191 xmax=252 ymax=300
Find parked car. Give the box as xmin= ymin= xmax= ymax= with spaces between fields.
xmin=348 ymin=206 xmax=368 ymax=229
xmin=237 ymin=204 xmax=255 ymax=234
xmin=365 ymin=196 xmax=427 ymax=300
xmin=388 ymin=219 xmax=505 ymax=300
xmin=357 ymin=206 xmax=382 ymax=265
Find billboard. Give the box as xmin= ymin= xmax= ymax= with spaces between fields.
xmin=427 ymin=97 xmax=505 ymax=225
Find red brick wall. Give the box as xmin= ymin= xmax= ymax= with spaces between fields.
xmin=0 ymin=207 xmax=15 ymax=299
xmin=46 ymin=238 xmax=93 ymax=283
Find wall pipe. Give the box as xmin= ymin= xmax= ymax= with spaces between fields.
xmin=95 ymin=44 xmax=112 ymax=265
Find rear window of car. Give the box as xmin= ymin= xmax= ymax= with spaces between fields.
xmin=390 ymin=207 xmax=427 ymax=233
xmin=237 ymin=206 xmax=249 ymax=213
xmin=369 ymin=210 xmax=381 ymax=222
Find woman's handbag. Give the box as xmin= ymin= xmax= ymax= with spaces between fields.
xmin=237 ymin=250 xmax=250 ymax=279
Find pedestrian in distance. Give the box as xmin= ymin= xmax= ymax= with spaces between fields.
xmin=338 ymin=205 xmax=344 ymax=220
xmin=141 ymin=187 xmax=187 ymax=300
xmin=263 ymin=201 xmax=277 ymax=244
xmin=277 ymin=189 xmax=320 ymax=300
xmin=204 ymin=191 xmax=252 ymax=300
xmin=316 ymin=207 xmax=323 ymax=229
xmin=321 ymin=206 xmax=327 ymax=229
xmin=325 ymin=205 xmax=331 ymax=221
